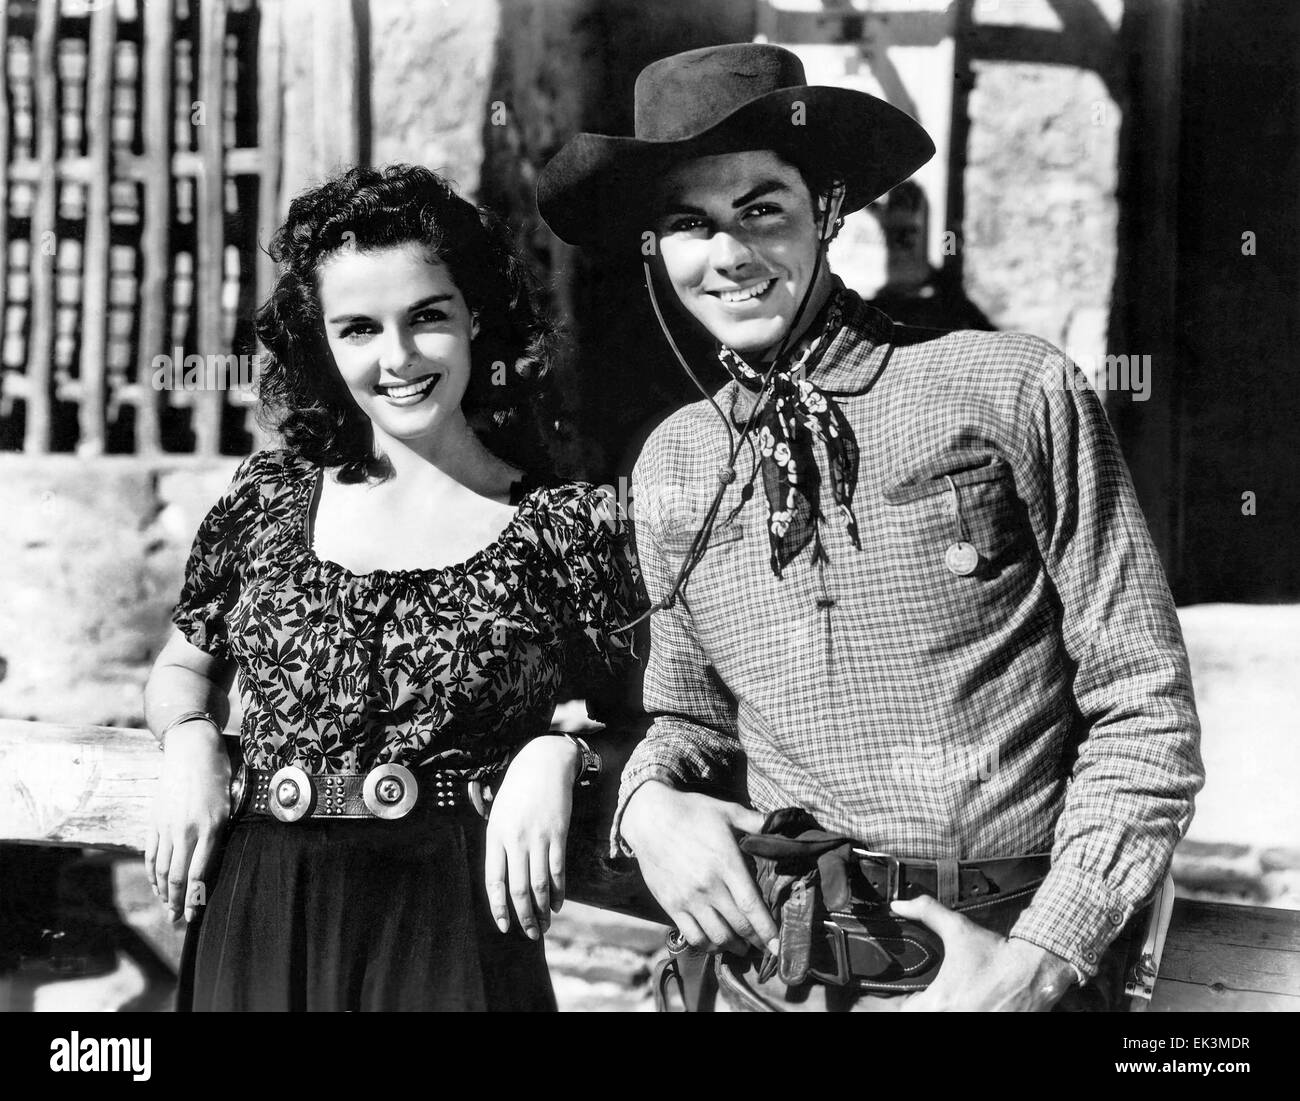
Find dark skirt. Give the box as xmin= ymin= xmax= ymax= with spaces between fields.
xmin=176 ymin=806 xmax=556 ymax=1012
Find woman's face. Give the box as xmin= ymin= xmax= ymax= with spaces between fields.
xmin=318 ymin=243 xmax=478 ymax=451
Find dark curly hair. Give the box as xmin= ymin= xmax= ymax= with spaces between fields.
xmin=255 ymin=164 xmax=558 ymax=481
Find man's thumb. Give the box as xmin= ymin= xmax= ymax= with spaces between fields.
xmin=725 ymin=803 xmax=767 ymax=834
xmin=890 ymin=894 xmax=958 ymax=935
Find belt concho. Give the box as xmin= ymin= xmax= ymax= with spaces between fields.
xmin=230 ymin=762 xmax=487 ymax=822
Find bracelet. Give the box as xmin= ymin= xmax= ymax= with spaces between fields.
xmin=156 ymin=710 xmax=222 ymax=750
xmin=548 ymin=732 xmax=602 ymax=789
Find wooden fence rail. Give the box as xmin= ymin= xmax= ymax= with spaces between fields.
xmin=1 ymin=718 xmax=1297 ymax=1011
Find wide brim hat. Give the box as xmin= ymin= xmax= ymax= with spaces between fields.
xmin=537 ymin=43 xmax=935 ymax=248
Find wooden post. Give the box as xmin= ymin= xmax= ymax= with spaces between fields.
xmin=1111 ymin=0 xmax=1185 ymax=588
xmin=312 ymin=0 xmax=360 ymax=171
xmin=23 ymin=0 xmax=59 ymax=454
xmin=76 ymin=0 xmax=117 ymax=457
xmin=194 ymin=0 xmax=228 ymax=455
xmin=942 ymin=0 xmax=975 ymax=296
xmin=256 ymin=0 xmax=281 ymax=300
xmin=251 ymin=0 xmax=283 ymax=449
xmin=0 ymin=14 xmax=9 ymax=386
xmin=279 ymin=0 xmax=362 ymax=205
xmin=135 ymin=0 xmax=176 ymax=457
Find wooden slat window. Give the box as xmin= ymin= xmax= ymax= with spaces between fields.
xmin=0 ymin=0 xmax=280 ymax=455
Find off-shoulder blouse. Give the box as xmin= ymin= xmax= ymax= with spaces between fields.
xmin=172 ymin=448 xmax=641 ymax=775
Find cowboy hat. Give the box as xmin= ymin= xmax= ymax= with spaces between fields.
xmin=537 ymin=43 xmax=935 ymax=248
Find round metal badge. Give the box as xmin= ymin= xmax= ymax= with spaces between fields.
xmin=268 ymin=765 xmax=313 ymax=823
xmin=363 ymin=763 xmax=418 ymax=820
xmin=944 ymin=541 xmax=980 ymax=577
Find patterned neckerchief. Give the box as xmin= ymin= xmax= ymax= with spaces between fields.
xmin=716 ymin=289 xmax=860 ymax=577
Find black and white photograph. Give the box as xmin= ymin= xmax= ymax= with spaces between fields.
xmin=0 ymin=0 xmax=1295 ymax=1050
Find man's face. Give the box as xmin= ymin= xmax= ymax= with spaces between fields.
xmin=654 ymin=150 xmax=827 ymax=360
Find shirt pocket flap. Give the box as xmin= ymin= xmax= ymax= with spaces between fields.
xmin=661 ymin=519 xmax=744 ymax=553
xmin=883 ymin=454 xmax=1014 ymax=505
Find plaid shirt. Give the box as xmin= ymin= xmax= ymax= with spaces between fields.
xmin=615 ymin=288 xmax=1203 ymax=979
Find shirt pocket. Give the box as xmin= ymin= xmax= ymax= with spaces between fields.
xmin=881 ymin=454 xmax=1033 ymax=582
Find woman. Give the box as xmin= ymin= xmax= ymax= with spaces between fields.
xmin=142 ymin=164 xmax=640 ymax=1011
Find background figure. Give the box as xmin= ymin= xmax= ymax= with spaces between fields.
xmin=868 ymin=181 xmax=993 ymax=332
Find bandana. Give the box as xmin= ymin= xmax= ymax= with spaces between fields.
xmin=717 ymin=290 xmax=861 ymax=577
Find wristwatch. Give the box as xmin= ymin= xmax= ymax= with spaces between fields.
xmin=555 ymin=733 xmax=602 ymax=790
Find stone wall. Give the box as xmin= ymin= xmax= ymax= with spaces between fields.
xmin=0 ymin=456 xmax=243 ymax=728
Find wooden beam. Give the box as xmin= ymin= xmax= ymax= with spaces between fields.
xmin=256 ymin=0 xmax=282 ymax=292
xmin=134 ymin=0 xmax=176 ymax=457
xmin=311 ymin=0 xmax=361 ymax=172
xmin=193 ymin=0 xmax=228 ymax=455
xmin=76 ymin=0 xmax=117 ymax=457
xmin=3 ymin=717 xmax=1296 ymax=1010
xmin=250 ymin=0 xmax=283 ymax=451
xmin=0 ymin=13 xmax=9 ymax=388
xmin=23 ymin=0 xmax=59 ymax=453
xmin=0 ymin=719 xmax=160 ymax=853
xmin=1148 ymin=899 xmax=1300 ymax=1011
xmin=0 ymin=717 xmax=662 ymax=920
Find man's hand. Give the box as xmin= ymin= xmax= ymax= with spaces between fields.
xmin=890 ymin=895 xmax=1077 ymax=1011
xmin=620 ymin=781 xmax=778 ymax=956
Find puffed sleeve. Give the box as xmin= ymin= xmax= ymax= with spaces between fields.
xmin=171 ymin=450 xmax=275 ymax=659
xmin=543 ymin=483 xmax=646 ymax=704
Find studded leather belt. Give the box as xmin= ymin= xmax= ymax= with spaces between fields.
xmin=230 ymin=762 xmax=488 ymax=823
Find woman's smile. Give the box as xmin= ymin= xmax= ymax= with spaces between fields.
xmin=375 ymin=372 xmax=442 ymax=403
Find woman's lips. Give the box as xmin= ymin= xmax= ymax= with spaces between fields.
xmin=375 ymin=374 xmax=440 ymax=403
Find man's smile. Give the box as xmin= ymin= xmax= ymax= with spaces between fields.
xmin=707 ymin=277 xmax=777 ymax=307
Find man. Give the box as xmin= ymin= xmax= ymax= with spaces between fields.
xmin=537 ymin=43 xmax=1202 ymax=1010
xmin=868 ymin=181 xmax=994 ymax=331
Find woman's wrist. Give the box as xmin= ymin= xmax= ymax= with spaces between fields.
xmin=545 ymin=732 xmax=602 ymax=788
xmin=158 ymin=712 xmax=223 ymax=752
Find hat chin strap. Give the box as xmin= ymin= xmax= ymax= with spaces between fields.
xmin=610 ymin=200 xmax=835 ymax=624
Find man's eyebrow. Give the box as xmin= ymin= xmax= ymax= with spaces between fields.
xmin=659 ymin=179 xmax=794 ymax=217
xmin=730 ymin=179 xmax=793 ymax=208
xmin=326 ymin=294 xmax=453 ymax=324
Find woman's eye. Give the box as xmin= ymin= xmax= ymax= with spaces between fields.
xmin=337 ymin=323 xmax=376 ymax=343
xmin=412 ymin=308 xmax=448 ymax=325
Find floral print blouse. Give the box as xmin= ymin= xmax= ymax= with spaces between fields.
xmin=172 ymin=449 xmax=641 ymax=775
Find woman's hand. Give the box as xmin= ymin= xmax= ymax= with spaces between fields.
xmin=483 ymin=736 xmax=580 ymax=940
xmin=142 ymin=722 xmax=231 ymax=923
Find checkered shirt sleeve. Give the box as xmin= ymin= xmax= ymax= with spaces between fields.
xmin=1004 ymin=357 xmax=1203 ymax=975
xmin=611 ymin=432 xmax=745 ymax=856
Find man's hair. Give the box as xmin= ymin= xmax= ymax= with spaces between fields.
xmin=773 ymin=148 xmax=847 ymax=239
xmin=254 ymin=163 xmax=557 ymax=480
